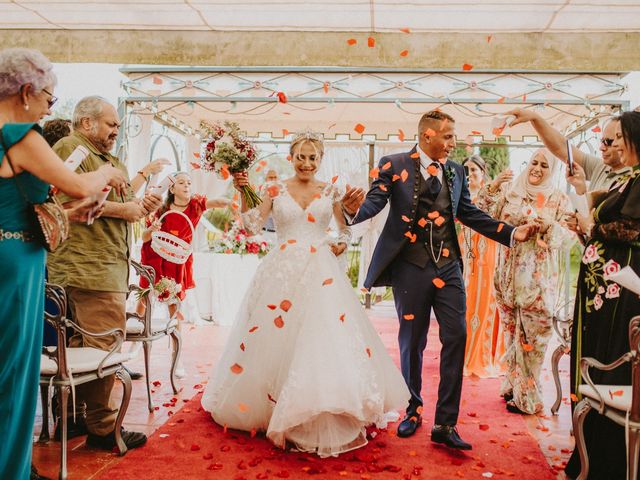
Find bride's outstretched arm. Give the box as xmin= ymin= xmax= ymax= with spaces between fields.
xmin=331 ymin=190 xmax=352 ymax=256
xmin=233 ymin=172 xmax=275 ymax=235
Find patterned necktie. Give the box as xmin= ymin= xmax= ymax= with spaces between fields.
xmin=424 ymin=161 xmax=442 ymax=200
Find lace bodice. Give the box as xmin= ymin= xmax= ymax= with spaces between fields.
xmin=242 ymin=181 xmax=350 ymax=246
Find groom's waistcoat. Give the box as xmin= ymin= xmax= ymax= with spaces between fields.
xmin=400 ymin=171 xmax=459 ymax=269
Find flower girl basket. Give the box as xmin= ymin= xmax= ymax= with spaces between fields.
xmin=150 ymin=210 xmax=195 ymax=265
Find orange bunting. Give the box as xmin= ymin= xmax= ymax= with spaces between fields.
xmin=434 ymin=217 xmax=445 ymax=227
xmin=274 ymin=316 xmax=285 ymax=328
xmin=497 ymin=223 xmax=504 ymax=233
xmin=249 ymin=326 xmax=259 ymax=333
xmin=310 ymin=245 xmax=317 ymax=253
xmin=403 ymin=314 xmax=415 ymax=320
xmin=267 ymin=304 xmax=277 ymax=310
xmin=432 ymin=277 xmax=445 ymax=288
xmin=462 ymin=63 xmax=474 ymax=71
xmin=369 ymin=167 xmax=380 ymax=179
xmin=230 ymin=363 xmax=243 ymax=374
xmin=276 ymin=91 xmax=288 ymax=103
xmin=418 ymin=217 xmax=427 ymax=228
xmin=382 ymin=161 xmax=392 ymax=170
xmin=280 ymin=299 xmax=292 ymax=312
xmin=398 ymin=129 xmax=406 ymax=142
xmin=522 ymin=343 xmax=534 ymax=352
xmin=240 ymin=342 xmax=245 ymax=351
xmin=392 ymin=174 xmax=401 ymax=182
xmin=401 ymin=215 xmax=411 ymax=223
xmin=442 ymin=248 xmax=450 ymax=258
xmin=427 ymin=164 xmax=439 ymax=176
xmin=307 ymin=213 xmax=316 ymax=223
xmin=339 ymin=313 xmax=345 ymax=322
xmin=366 ymin=347 xmax=372 ymax=358
xmin=354 ymin=123 xmax=366 ymax=134
xmin=427 ymin=210 xmax=440 ymax=220
xmin=367 ymin=36 xmax=375 ymax=47
xmin=347 ymin=38 xmax=357 ymax=46
xmin=404 ymin=231 xmax=417 ymax=243
xmin=379 ymin=184 xmax=388 ymax=192
xmin=399 ymin=50 xmax=409 ymax=57
xmin=400 ymin=169 xmax=409 ymax=182
xmin=425 ymin=128 xmax=436 ymax=137
xmin=322 ymin=278 xmax=334 ymax=286
xmin=332 ymin=175 xmax=339 ymax=184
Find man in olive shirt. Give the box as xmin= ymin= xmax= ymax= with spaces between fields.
xmin=48 ymin=96 xmax=162 ymax=451
xmin=507 ymin=108 xmax=631 ymax=193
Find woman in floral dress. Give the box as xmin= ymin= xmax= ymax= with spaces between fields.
xmin=477 ymin=149 xmax=575 ymax=414
xmin=565 ymin=112 xmax=640 ymax=480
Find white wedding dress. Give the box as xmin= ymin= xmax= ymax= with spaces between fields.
xmin=201 ymin=181 xmax=409 ymax=457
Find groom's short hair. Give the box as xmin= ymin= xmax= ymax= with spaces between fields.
xmin=418 ymin=110 xmax=455 ymax=135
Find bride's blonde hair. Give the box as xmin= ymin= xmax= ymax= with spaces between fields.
xmin=290 ymin=131 xmax=324 ymax=159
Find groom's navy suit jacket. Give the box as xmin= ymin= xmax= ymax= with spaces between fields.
xmin=352 ymin=146 xmax=514 ymax=289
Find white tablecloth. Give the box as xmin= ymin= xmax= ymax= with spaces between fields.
xmin=193 ymin=252 xmax=261 ymax=326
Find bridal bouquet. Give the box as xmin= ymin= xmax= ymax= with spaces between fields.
xmin=137 ymin=276 xmax=182 ymax=305
xmin=199 ymin=120 xmax=262 ymax=208
xmin=211 ymin=220 xmax=270 ymax=256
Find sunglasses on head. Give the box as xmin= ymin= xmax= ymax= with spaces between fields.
xmin=601 ymin=138 xmax=614 ymax=147
xmin=42 ymin=88 xmax=58 ymax=109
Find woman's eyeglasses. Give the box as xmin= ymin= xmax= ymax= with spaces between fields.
xmin=600 ymin=138 xmax=614 ymax=147
xmin=42 ymin=88 xmax=58 ymax=109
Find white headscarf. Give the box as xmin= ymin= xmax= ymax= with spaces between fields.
xmin=505 ymin=148 xmax=559 ymax=205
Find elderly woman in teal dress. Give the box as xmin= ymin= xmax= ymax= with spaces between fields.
xmin=565 ymin=111 xmax=640 ymax=480
xmin=0 ymin=48 xmax=125 ymax=480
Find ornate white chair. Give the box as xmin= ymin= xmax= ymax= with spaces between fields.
xmin=39 ymin=283 xmax=133 ymax=480
xmin=126 ymin=260 xmax=181 ymax=412
xmin=572 ymin=314 xmax=640 ymax=480
xmin=550 ymin=301 xmax=573 ymax=415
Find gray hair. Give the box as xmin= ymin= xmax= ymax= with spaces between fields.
xmin=72 ymin=96 xmax=109 ymax=129
xmin=0 ymin=48 xmax=57 ymax=100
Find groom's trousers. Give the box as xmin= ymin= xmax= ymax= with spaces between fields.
xmin=391 ymin=257 xmax=466 ymax=426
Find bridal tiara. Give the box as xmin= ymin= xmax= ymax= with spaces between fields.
xmin=291 ymin=129 xmax=323 ymax=143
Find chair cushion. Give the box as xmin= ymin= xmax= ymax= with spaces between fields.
xmin=126 ymin=317 xmax=178 ymax=335
xmin=41 ymin=347 xmax=135 ymax=375
xmin=578 ymin=384 xmax=631 ymax=412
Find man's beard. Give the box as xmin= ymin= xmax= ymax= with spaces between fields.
xmin=88 ymin=129 xmax=116 ymax=153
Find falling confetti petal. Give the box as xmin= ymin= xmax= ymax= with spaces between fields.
xmin=230 ymin=363 xmax=243 ymax=374
xmin=592 ymin=125 xmax=601 ymax=133
xmin=522 ymin=343 xmax=534 ymax=352
xmin=369 ymin=167 xmax=380 ymax=179
xmin=497 ymin=223 xmax=504 ymax=232
xmin=274 ymin=316 xmax=285 ymax=328
xmin=307 ymin=213 xmax=316 ymax=223
xmin=339 ymin=313 xmax=346 ymax=322
xmin=332 ymin=175 xmax=339 ymax=184
xmin=280 ymin=299 xmax=292 ymax=312
xmin=382 ymin=161 xmax=392 ymax=170
xmin=410 ymin=152 xmax=420 ymax=159
xmin=238 ymin=403 xmax=249 ymax=412
xmin=404 ymin=231 xmax=417 ymax=243
xmin=427 ymin=211 xmax=440 ymax=220
xmin=462 ymin=63 xmax=474 ymax=71
xmin=400 ymin=169 xmax=409 ymax=182
xmin=427 ymin=164 xmax=439 ymax=176
xmin=310 ymin=245 xmax=317 ymax=253
xmin=433 ymin=277 xmax=445 ymax=288
xmin=367 ymin=37 xmax=375 ymax=47
xmin=366 ymin=347 xmax=372 ymax=357
xmin=442 ymin=248 xmax=450 ymax=257
xmin=276 ymin=92 xmax=288 ymax=103
xmin=249 ymin=326 xmax=259 ymax=333
xmin=398 ymin=129 xmax=406 ymax=141
xmin=400 ymin=27 xmax=411 ymax=33
xmin=379 ymin=184 xmax=388 ymax=192
xmin=347 ymin=38 xmax=357 ymax=46
xmin=479 ymin=424 xmax=490 ymax=431
xmin=322 ymin=278 xmax=334 ymax=286
xmin=401 ymin=215 xmax=411 ymax=222
xmin=434 ymin=217 xmax=445 ymax=227
xmin=400 ymin=50 xmax=409 ymax=57
xmin=240 ymin=342 xmax=245 ymax=351
xmin=403 ymin=314 xmax=415 ymax=320
xmin=354 ymin=123 xmax=366 ymax=134
xmin=267 ymin=304 xmax=277 ymax=310
xmin=418 ymin=217 xmax=427 ymax=228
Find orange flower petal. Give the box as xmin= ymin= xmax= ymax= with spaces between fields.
xmin=339 ymin=313 xmax=345 ymax=322
xmin=427 ymin=164 xmax=439 ymax=176
xmin=274 ymin=316 xmax=285 ymax=328
xmin=281 ymin=129 xmax=289 ymax=136
xmin=322 ymin=278 xmax=333 ymax=286
xmin=310 ymin=245 xmax=317 ymax=253
xmin=442 ymin=248 xmax=450 ymax=258
xmin=392 ymin=174 xmax=400 ymax=182
xmin=403 ymin=314 xmax=415 ymax=320
xmin=570 ymin=393 xmax=579 ymax=402
xmin=240 ymin=342 xmax=245 ymax=351
xmin=379 ymin=184 xmax=388 ymax=192
xmin=434 ymin=216 xmax=445 ymax=227
xmin=432 ymin=277 xmax=445 ymax=288
xmin=497 ymin=223 xmax=504 ymax=233
xmin=347 ymin=38 xmax=357 ymax=46
xmin=399 ymin=50 xmax=409 ymax=57
xmin=230 ymin=363 xmax=243 ymax=374
xmin=267 ymin=185 xmax=280 ymax=198
xmin=401 ymin=215 xmax=411 ymax=223
xmin=189 ymin=162 xmax=201 ymax=170
xmin=400 ymin=27 xmax=411 ymax=34
xmin=410 ymin=152 xmax=420 ymax=159
xmin=418 ymin=217 xmax=427 ymax=228
xmin=220 ymin=164 xmax=230 ymax=180
xmin=427 ymin=210 xmax=440 ymax=220
xmin=592 ymin=125 xmax=602 ymax=133
xmin=462 ymin=63 xmax=473 ymax=71
xmin=479 ymin=424 xmax=490 ymax=431
xmin=367 ymin=36 xmax=375 ymax=47
xmin=366 ymin=347 xmax=372 ymax=357
xmin=280 ymin=299 xmax=292 ymax=312
xmin=267 ymin=304 xmax=277 ymax=310
xmin=307 ymin=213 xmax=316 ymax=223
xmin=287 ymin=239 xmax=297 ymax=244
xmin=610 ymin=389 xmax=624 ymax=397
xmin=332 ymin=175 xmax=339 ymax=184
xmin=354 ymin=123 xmax=365 ymax=134
xmin=498 ymin=97 xmax=506 ymax=104
xmin=369 ymin=167 xmax=380 ymax=179
xmin=249 ymin=326 xmax=259 ymax=333
xmin=522 ymin=343 xmax=534 ymax=352
xmin=382 ymin=161 xmax=392 ymax=170
xmin=404 ymin=231 xmax=417 ymax=243
xmin=400 ymin=169 xmax=409 ymax=182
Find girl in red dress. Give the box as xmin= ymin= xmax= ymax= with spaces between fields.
xmin=138 ymin=172 xmax=229 ymax=331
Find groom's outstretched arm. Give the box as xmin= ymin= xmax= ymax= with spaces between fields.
xmin=344 ymin=155 xmax=394 ymax=225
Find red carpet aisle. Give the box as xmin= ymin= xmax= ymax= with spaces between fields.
xmin=95 ymin=311 xmax=561 ymax=480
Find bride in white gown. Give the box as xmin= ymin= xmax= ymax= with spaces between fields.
xmin=201 ymin=133 xmax=409 ymax=457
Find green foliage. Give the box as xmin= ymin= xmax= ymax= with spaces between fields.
xmin=451 ymin=138 xmax=510 ymax=179
xmin=205 ymin=207 xmax=233 ymax=232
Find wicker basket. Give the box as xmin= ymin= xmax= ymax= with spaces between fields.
xmin=150 ymin=210 xmax=195 ymax=265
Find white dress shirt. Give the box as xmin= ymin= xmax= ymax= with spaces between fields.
xmin=417 ymin=147 xmax=443 ymax=183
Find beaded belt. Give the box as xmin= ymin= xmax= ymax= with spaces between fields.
xmin=0 ymin=228 xmax=34 ymax=242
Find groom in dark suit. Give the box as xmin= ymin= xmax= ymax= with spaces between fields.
xmin=342 ymin=110 xmax=537 ymax=450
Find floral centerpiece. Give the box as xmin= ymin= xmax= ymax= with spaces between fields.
xmin=199 ymin=120 xmax=261 ymax=208
xmin=137 ymin=276 xmax=182 ymax=305
xmin=211 ymin=220 xmax=271 ymax=256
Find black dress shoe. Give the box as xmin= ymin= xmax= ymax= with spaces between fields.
xmin=86 ymin=427 xmax=147 ymax=451
xmin=396 ymin=415 xmax=422 ymax=438
xmin=123 ymin=365 xmax=143 ymax=380
xmin=31 ymin=465 xmax=51 ymax=480
xmin=54 ymin=416 xmax=88 ymax=441
xmin=431 ymin=424 xmax=472 ymax=450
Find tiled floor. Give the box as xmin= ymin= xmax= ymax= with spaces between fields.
xmin=32 ymin=301 xmax=573 ymax=479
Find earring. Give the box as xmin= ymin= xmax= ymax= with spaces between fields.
xmin=23 ymin=104 xmax=29 ymax=111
